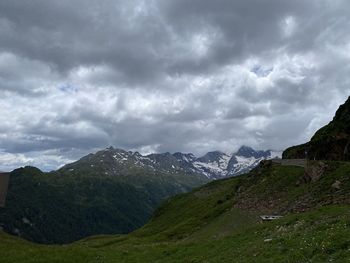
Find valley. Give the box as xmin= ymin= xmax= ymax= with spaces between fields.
xmin=0 ymin=160 xmax=349 ymax=262
xmin=0 ymin=145 xmax=276 ymax=244
xmin=1 ymin=1 xmax=349 ymax=262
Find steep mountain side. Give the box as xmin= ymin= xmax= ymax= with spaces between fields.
xmin=0 ymin=161 xmax=349 ymax=262
xmin=0 ymin=167 xmax=154 ymax=244
xmin=0 ymin=158 xmax=207 ymax=244
xmin=283 ymin=96 xmax=350 ymax=160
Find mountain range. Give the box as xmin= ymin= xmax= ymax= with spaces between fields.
xmin=60 ymin=145 xmax=281 ymax=180
xmin=1 ymin=93 xmax=350 ymax=261
xmin=0 ymin=145 xmax=278 ymax=244
xmin=0 ymin=97 xmax=350 ymax=263
xmin=173 ymin=146 xmax=281 ymax=178
xmin=2 ymin=95 xmax=350 ymax=261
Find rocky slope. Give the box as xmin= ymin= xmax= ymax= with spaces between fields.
xmin=283 ymin=96 xmax=350 ymax=160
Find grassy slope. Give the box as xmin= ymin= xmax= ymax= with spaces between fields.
xmin=0 ymin=162 xmax=349 ymax=262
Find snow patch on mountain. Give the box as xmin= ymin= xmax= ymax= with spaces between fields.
xmin=181 ymin=147 xmax=282 ymax=179
xmin=65 ymin=146 xmax=282 ymax=180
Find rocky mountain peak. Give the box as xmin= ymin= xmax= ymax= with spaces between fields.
xmin=236 ymin=146 xmax=256 ymax=157
xmin=236 ymin=146 xmax=271 ymax=159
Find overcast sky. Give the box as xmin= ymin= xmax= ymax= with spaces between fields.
xmin=0 ymin=0 xmax=350 ymax=171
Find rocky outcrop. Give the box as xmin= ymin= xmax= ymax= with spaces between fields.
xmin=302 ymin=161 xmax=328 ymax=183
xmin=283 ymin=96 xmax=350 ymax=161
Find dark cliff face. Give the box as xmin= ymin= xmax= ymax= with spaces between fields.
xmin=283 ymin=96 xmax=350 ymax=160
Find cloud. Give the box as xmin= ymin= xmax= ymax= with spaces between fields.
xmin=0 ymin=0 xmax=350 ymax=170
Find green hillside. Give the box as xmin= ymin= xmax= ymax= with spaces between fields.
xmin=0 ymin=163 xmax=207 ymax=244
xmin=0 ymin=161 xmax=349 ymax=262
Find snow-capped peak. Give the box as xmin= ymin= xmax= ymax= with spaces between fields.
xmin=183 ymin=146 xmax=282 ymax=179
xmin=64 ymin=145 xmax=281 ymax=180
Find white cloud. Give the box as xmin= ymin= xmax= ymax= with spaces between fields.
xmin=281 ymin=16 xmax=297 ymax=38
xmin=0 ymin=0 xmax=349 ymax=170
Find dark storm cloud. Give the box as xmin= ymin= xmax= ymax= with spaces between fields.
xmin=0 ymin=0 xmax=314 ymax=83
xmin=0 ymin=0 xmax=171 ymax=86
xmin=160 ymin=0 xmax=313 ymax=73
xmin=0 ymin=0 xmax=350 ymax=170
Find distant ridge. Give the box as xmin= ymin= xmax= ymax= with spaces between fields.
xmin=172 ymin=146 xmax=281 ymax=179
xmin=61 ymin=146 xmax=281 ymax=180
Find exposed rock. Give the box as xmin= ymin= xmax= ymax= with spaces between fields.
xmin=303 ymin=161 xmax=328 ymax=183
xmin=332 ymin=180 xmax=341 ymax=190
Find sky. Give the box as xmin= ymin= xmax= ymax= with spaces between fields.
xmin=0 ymin=0 xmax=350 ymax=171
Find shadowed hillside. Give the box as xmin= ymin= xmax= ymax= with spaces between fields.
xmin=0 ymin=173 xmax=10 ymax=207
xmin=283 ymin=96 xmax=350 ymax=161
xmin=0 ymin=162 xmax=207 ymax=244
